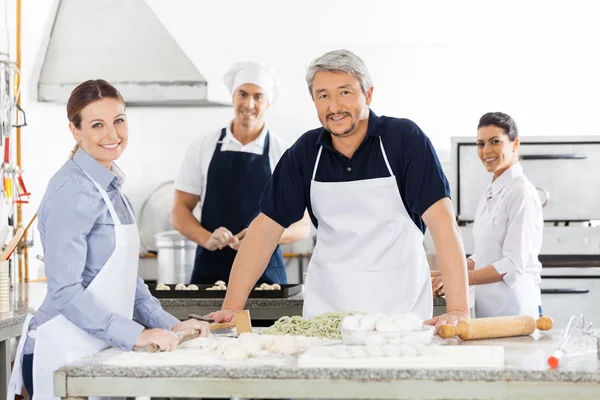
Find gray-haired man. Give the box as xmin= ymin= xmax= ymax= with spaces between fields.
xmin=210 ymin=49 xmax=470 ymax=329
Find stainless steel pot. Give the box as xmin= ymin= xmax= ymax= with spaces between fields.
xmin=154 ymin=230 xmax=196 ymax=284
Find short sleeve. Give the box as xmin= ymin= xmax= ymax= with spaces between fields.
xmin=400 ymin=121 xmax=451 ymax=215
xmin=259 ymin=143 xmax=307 ymax=228
xmin=174 ymin=138 xmax=205 ymax=196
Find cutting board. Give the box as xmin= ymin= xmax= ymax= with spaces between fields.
xmin=297 ymin=345 xmax=504 ymax=369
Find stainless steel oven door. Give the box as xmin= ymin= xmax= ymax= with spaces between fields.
xmin=540 ymin=268 xmax=600 ymax=330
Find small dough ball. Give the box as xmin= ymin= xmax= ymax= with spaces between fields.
xmin=341 ymin=315 xmax=361 ymax=331
xmin=260 ymin=283 xmax=270 ymax=290
xmin=272 ymin=283 xmax=281 ymax=290
xmin=217 ymin=285 xmax=227 ymax=291
xmin=366 ymin=346 xmax=385 ymax=358
xmin=254 ymin=287 xmax=263 ymax=291
xmin=397 ymin=344 xmax=418 ymax=357
xmin=224 ymin=345 xmax=249 ymax=361
xmin=403 ymin=312 xmax=423 ymax=331
xmin=270 ymin=335 xmax=298 ymax=355
xmin=383 ymin=345 xmax=402 ymax=357
xmin=359 ymin=314 xmax=382 ymax=331
xmin=206 ymin=287 xmax=215 ymax=291
xmin=215 ymin=280 xmax=226 ymax=286
xmin=263 ymin=285 xmax=274 ymax=291
xmin=156 ymin=283 xmax=170 ymax=291
xmin=144 ymin=283 xmax=149 ymax=289
xmin=364 ymin=334 xmax=386 ymax=346
xmin=376 ymin=317 xmax=400 ymax=332
xmin=238 ymin=338 xmax=261 ymax=356
xmin=175 ymin=283 xmax=187 ymax=290
xmin=348 ymin=346 xmax=368 ymax=358
xmin=330 ymin=347 xmax=351 ymax=359
xmin=187 ymin=284 xmax=199 ymax=291
xmin=414 ymin=344 xmax=437 ymax=356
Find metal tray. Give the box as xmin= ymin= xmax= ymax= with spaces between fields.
xmin=149 ymin=283 xmax=302 ymax=298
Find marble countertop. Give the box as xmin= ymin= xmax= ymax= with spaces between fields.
xmin=55 ymin=331 xmax=600 ymax=384
xmin=58 ymin=331 xmax=600 ymax=383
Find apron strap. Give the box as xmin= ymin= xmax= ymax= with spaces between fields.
xmin=312 ymin=146 xmax=324 ymax=181
xmin=81 ymin=170 xmax=122 ymax=227
xmin=263 ymin=131 xmax=271 ymax=157
xmin=378 ymin=136 xmax=394 ymax=176
xmin=215 ymin=128 xmax=227 ymax=150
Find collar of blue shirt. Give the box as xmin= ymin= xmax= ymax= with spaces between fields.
xmin=72 ymin=147 xmax=125 ymax=190
xmin=489 ymin=162 xmax=524 ymax=196
xmin=316 ymin=109 xmax=386 ymax=151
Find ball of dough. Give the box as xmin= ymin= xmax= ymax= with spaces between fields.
xmin=156 ymin=283 xmax=170 ymax=291
xmin=187 ymin=284 xmax=199 ymax=291
xmin=397 ymin=344 xmax=418 ymax=357
xmin=330 ymin=346 xmax=351 ymax=359
xmin=272 ymin=283 xmax=281 ymax=290
xmin=348 ymin=346 xmax=368 ymax=358
xmin=260 ymin=283 xmax=271 ymax=290
xmin=359 ymin=314 xmax=381 ymax=331
xmin=341 ymin=315 xmax=361 ymax=331
xmin=224 ymin=344 xmax=249 ymax=361
xmin=217 ymin=285 xmax=227 ymax=291
xmin=383 ymin=345 xmax=402 ymax=357
xmin=175 ymin=283 xmax=187 ymax=290
xmin=403 ymin=312 xmax=423 ymax=331
xmin=270 ymin=335 xmax=298 ymax=355
xmin=375 ymin=317 xmax=399 ymax=332
xmin=254 ymin=287 xmax=263 ymax=291
xmin=238 ymin=338 xmax=261 ymax=356
xmin=366 ymin=346 xmax=385 ymax=358
xmin=206 ymin=287 xmax=214 ymax=291
xmin=215 ymin=280 xmax=226 ymax=286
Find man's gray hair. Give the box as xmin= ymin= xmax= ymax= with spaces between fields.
xmin=306 ymin=49 xmax=374 ymax=97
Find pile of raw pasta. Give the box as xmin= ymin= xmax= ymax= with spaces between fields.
xmin=260 ymin=312 xmax=361 ymax=339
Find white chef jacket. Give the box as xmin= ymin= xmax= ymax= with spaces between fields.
xmin=471 ymin=162 xmax=544 ymax=318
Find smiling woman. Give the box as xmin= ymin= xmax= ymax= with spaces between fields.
xmin=6 ymin=80 xmax=212 ymax=400
xmin=67 ymin=80 xmax=128 ymax=167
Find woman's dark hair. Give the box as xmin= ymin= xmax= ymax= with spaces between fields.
xmin=478 ymin=112 xmax=518 ymax=141
xmin=67 ymin=79 xmax=125 ymax=157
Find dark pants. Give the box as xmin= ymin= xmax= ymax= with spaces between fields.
xmin=22 ymin=353 xmax=34 ymax=398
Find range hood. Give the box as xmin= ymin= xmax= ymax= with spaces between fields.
xmin=35 ymin=0 xmax=231 ymax=106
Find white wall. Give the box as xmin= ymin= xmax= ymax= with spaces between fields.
xmin=2 ymin=0 xmax=600 ymax=277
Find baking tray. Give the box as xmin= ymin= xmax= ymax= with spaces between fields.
xmin=149 ymin=283 xmax=302 ymax=299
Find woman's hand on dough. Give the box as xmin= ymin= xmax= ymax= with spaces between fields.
xmin=134 ymin=328 xmax=179 ymax=352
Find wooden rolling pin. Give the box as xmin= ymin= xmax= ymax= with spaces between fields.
xmin=438 ymin=315 xmax=553 ymax=340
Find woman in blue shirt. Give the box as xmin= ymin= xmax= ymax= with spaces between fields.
xmin=8 ymin=80 xmax=210 ymax=400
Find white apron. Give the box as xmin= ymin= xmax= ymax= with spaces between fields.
xmin=303 ymin=137 xmax=432 ymax=321
xmin=7 ymin=171 xmax=140 ymax=400
xmin=472 ymin=185 xmax=541 ymax=319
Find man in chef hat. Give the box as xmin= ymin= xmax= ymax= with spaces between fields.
xmin=172 ymin=61 xmax=310 ymax=285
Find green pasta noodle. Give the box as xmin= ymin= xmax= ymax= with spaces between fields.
xmin=260 ymin=312 xmax=361 ymax=339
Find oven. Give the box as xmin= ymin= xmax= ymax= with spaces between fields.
xmin=450 ymin=135 xmax=600 ymax=329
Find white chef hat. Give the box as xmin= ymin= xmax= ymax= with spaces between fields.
xmin=223 ymin=61 xmax=280 ymax=105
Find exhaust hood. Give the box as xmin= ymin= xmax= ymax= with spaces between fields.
xmin=35 ymin=0 xmax=231 ymax=106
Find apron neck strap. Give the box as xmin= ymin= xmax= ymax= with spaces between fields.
xmin=311 ymin=137 xmax=393 ymax=181
xmin=215 ymin=128 xmax=227 ymax=151
xmin=378 ymin=137 xmax=393 ymax=176
xmin=81 ymin=170 xmax=123 ymax=226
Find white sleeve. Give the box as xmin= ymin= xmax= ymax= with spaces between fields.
xmin=174 ymin=137 xmax=205 ymax=196
xmin=268 ymin=133 xmax=291 ymax=171
xmin=492 ymin=186 xmax=542 ymax=288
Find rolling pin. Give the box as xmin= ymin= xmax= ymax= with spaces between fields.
xmin=438 ymin=315 xmax=553 ymax=340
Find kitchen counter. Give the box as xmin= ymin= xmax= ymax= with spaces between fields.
xmin=54 ymin=331 xmax=600 ymax=399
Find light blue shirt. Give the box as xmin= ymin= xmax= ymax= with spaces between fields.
xmin=24 ymin=148 xmax=179 ymax=354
